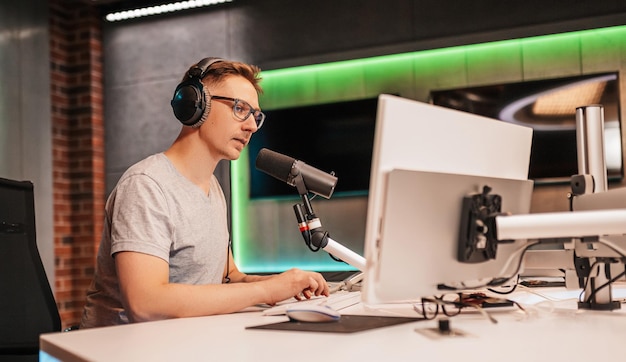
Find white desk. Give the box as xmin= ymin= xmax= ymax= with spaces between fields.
xmin=41 ymin=286 xmax=626 ymax=362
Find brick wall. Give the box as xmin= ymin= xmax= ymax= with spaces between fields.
xmin=49 ymin=0 xmax=104 ymax=329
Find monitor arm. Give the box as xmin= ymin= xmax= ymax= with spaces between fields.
xmin=458 ymin=186 xmax=626 ymax=310
xmin=460 ymin=105 xmax=626 ymax=311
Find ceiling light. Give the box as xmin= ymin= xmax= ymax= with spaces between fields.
xmin=105 ymin=0 xmax=232 ymax=22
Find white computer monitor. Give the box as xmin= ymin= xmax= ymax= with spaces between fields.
xmin=362 ymin=94 xmax=534 ymax=304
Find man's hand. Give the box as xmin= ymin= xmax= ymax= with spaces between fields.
xmin=261 ymin=268 xmax=329 ymax=305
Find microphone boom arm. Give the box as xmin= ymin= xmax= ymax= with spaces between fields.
xmin=291 ymin=173 xmax=366 ymax=271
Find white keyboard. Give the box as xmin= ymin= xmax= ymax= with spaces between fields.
xmin=261 ymin=291 xmax=361 ymax=316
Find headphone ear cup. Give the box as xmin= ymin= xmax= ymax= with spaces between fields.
xmin=171 ymin=57 xmax=224 ymax=128
xmin=197 ymin=95 xmax=211 ymax=127
xmin=171 ymin=77 xmax=207 ymax=127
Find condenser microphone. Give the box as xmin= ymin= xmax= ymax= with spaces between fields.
xmin=255 ymin=148 xmax=338 ymax=199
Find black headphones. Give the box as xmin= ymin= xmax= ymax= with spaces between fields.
xmin=170 ymin=57 xmax=225 ymax=128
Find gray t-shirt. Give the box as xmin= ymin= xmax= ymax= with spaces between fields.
xmin=80 ymin=153 xmax=229 ymax=328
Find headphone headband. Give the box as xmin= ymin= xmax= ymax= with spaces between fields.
xmin=188 ymin=57 xmax=224 ymax=79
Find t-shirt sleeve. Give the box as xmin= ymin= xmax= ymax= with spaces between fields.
xmin=109 ymin=174 xmax=172 ymax=262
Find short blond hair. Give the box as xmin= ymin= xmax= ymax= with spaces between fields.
xmin=184 ymin=58 xmax=263 ymax=94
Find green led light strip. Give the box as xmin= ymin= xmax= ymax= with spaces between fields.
xmin=232 ymin=24 xmax=626 ymax=272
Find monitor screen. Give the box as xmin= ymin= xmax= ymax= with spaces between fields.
xmin=430 ymin=72 xmax=623 ymax=184
xmin=362 ymin=95 xmax=534 ymax=303
xmin=248 ymin=97 xmax=378 ymax=199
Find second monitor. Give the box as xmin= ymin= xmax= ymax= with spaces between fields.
xmin=365 ymin=169 xmax=533 ymax=303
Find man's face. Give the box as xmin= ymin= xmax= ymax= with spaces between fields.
xmin=201 ymin=75 xmax=261 ymax=161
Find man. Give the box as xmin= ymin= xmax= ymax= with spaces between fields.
xmin=80 ymin=57 xmax=329 ymax=328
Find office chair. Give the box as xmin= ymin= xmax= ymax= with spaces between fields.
xmin=0 ymin=178 xmax=62 ymax=362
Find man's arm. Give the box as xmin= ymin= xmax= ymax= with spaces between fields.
xmin=223 ymin=249 xmax=317 ymax=299
xmin=223 ymin=248 xmax=271 ymax=283
xmin=115 ymin=251 xmax=329 ymax=323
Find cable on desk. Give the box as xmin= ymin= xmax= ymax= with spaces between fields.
xmin=516 ymin=283 xmax=576 ymax=303
xmin=438 ymin=240 xmax=539 ymax=293
xmin=579 ymin=267 xmax=626 ymax=305
xmin=487 ymin=276 xmax=520 ymax=295
xmin=577 ymin=238 xmax=626 ymax=306
xmin=456 ymin=235 xmax=626 ymax=296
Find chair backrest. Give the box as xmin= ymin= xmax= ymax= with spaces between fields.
xmin=0 ymin=177 xmax=61 ymax=356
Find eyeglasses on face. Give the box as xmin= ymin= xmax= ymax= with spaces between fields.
xmin=210 ymin=95 xmax=265 ymax=129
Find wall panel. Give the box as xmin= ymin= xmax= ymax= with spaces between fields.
xmin=466 ymin=41 xmax=523 ymax=86
xmin=0 ymin=0 xmax=53 ymax=286
xmin=580 ymin=29 xmax=623 ymax=73
xmin=522 ymin=34 xmax=582 ymax=80
xmin=0 ymin=3 xmax=23 ymax=176
xmin=103 ymin=9 xmax=235 ymax=194
xmin=363 ymin=55 xmax=416 ymax=100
